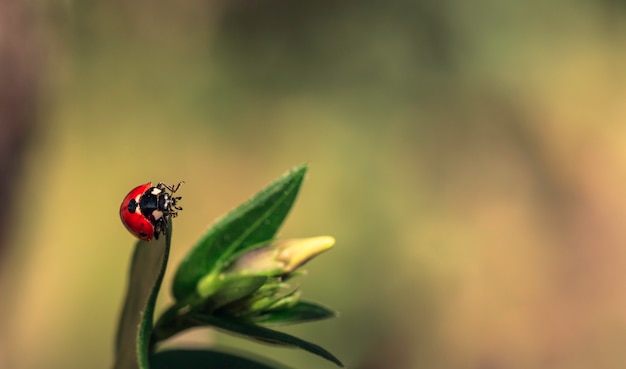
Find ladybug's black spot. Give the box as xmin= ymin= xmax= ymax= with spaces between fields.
xmin=139 ymin=190 xmax=159 ymax=220
xmin=128 ymin=199 xmax=138 ymax=213
xmin=139 ymin=231 xmax=147 ymax=238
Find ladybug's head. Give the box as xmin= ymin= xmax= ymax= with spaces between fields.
xmin=156 ymin=181 xmax=184 ymax=217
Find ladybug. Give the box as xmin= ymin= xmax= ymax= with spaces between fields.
xmin=119 ymin=181 xmax=183 ymax=241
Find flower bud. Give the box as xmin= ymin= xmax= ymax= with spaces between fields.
xmin=227 ymin=236 xmax=335 ymax=277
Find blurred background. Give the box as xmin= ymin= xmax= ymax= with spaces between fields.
xmin=2 ymin=1 xmax=626 ymax=368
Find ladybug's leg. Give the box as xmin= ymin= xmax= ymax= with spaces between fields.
xmin=171 ymin=197 xmax=183 ymax=212
xmin=153 ymin=221 xmax=162 ymax=240
xmin=153 ymin=217 xmax=169 ymax=239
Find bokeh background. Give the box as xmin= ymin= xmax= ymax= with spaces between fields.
xmin=2 ymin=1 xmax=626 ymax=368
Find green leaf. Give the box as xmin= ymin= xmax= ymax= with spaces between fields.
xmin=253 ymin=301 xmax=337 ymax=326
xmin=113 ymin=223 xmax=172 ymax=369
xmin=151 ymin=349 xmax=293 ymax=369
xmin=150 ymin=276 xmax=271 ymax=344
xmin=173 ymin=164 xmax=307 ymax=301
xmin=188 ymin=313 xmax=344 ymax=367
xmin=206 ymin=275 xmax=268 ymax=311
xmin=237 ymin=283 xmax=297 ymax=316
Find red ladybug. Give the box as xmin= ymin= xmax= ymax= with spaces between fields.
xmin=119 ymin=181 xmax=183 ymax=241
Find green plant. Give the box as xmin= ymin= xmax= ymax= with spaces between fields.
xmin=112 ymin=164 xmax=343 ymax=369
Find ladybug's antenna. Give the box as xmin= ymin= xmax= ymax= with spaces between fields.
xmin=158 ymin=181 xmax=185 ymax=193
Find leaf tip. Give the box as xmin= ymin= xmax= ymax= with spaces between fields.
xmin=289 ymin=163 xmax=308 ymax=179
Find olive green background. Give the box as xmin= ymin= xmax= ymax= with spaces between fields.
xmin=3 ymin=1 xmax=626 ymax=368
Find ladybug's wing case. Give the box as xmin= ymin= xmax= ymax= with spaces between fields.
xmin=119 ymin=183 xmax=155 ymax=241
xmin=121 ymin=211 xmax=155 ymax=241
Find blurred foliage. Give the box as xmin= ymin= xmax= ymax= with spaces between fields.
xmin=2 ymin=0 xmax=626 ymax=369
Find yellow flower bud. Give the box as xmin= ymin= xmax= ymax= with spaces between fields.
xmin=229 ymin=236 xmax=335 ymax=276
